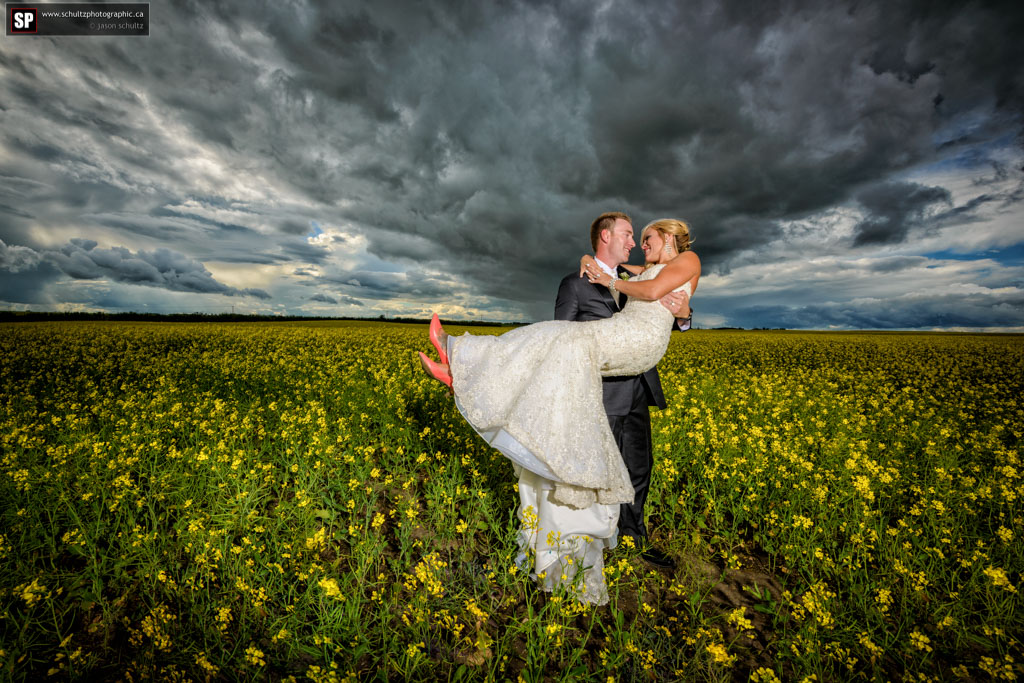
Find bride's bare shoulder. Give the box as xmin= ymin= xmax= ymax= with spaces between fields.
xmin=653 ymin=253 xmax=699 ymax=289
xmin=669 ymin=251 xmax=700 ymax=275
xmin=677 ymin=250 xmax=700 ymax=266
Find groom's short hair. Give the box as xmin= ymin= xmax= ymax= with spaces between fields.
xmin=590 ymin=211 xmax=632 ymax=251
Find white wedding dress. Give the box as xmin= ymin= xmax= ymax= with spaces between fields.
xmin=448 ymin=264 xmax=690 ymax=604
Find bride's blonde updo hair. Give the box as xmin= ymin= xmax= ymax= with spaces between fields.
xmin=641 ymin=218 xmax=693 ymax=254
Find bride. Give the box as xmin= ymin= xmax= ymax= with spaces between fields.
xmin=418 ymin=219 xmax=700 ymax=604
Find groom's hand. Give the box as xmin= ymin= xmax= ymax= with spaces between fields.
xmin=659 ymin=290 xmax=690 ymax=319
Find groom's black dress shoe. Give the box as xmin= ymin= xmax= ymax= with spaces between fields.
xmin=641 ymin=547 xmax=676 ymax=570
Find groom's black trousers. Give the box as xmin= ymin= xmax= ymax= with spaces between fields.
xmin=607 ymin=380 xmax=653 ymax=542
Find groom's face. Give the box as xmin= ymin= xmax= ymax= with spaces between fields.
xmin=607 ymin=219 xmax=635 ymax=265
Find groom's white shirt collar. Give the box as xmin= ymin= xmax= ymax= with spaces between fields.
xmin=594 ymin=258 xmax=618 ymax=279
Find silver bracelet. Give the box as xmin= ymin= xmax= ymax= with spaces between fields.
xmin=608 ymin=277 xmax=617 ymax=292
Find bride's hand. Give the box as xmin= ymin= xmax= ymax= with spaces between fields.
xmin=586 ymin=269 xmax=613 ymax=288
xmin=580 ymin=255 xmax=613 ymax=286
xmin=579 ymin=254 xmax=597 ymax=278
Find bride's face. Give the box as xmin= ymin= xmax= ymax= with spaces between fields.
xmin=641 ymin=230 xmax=666 ymax=263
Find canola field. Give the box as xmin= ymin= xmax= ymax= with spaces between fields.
xmin=0 ymin=321 xmax=1021 ymax=681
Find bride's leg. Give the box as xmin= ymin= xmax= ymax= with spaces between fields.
xmin=520 ymin=470 xmax=617 ymax=606
xmin=429 ymin=313 xmax=450 ymax=364
xmin=417 ymin=352 xmax=453 ymax=390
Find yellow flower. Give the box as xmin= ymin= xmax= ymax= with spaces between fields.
xmin=750 ymin=668 xmax=782 ymax=683
xmin=983 ymin=566 xmax=1017 ymax=593
xmin=245 ymin=646 xmax=266 ymax=667
xmin=909 ymin=630 xmax=932 ymax=652
xmin=216 ymin=606 xmax=232 ymax=631
xmin=875 ymin=588 xmax=892 ymax=613
xmin=306 ymin=527 xmax=327 ymax=550
xmin=726 ymin=606 xmax=753 ymax=631
xmin=18 ymin=578 xmax=47 ymax=607
xmin=853 ymin=475 xmax=874 ymax=502
xmin=706 ymin=641 xmax=734 ymax=666
xmin=195 ymin=652 xmax=219 ymax=676
xmin=318 ymin=577 xmax=343 ymax=600
xmin=465 ymin=600 xmax=487 ymax=620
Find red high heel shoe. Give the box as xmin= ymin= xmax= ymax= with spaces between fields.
xmin=418 ymin=352 xmax=453 ymax=390
xmin=429 ymin=313 xmax=448 ymax=365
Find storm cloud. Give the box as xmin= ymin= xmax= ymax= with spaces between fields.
xmin=4 ymin=238 xmax=269 ymax=299
xmin=0 ymin=238 xmax=42 ymax=273
xmin=0 ymin=0 xmax=1022 ymax=327
xmin=736 ymin=289 xmax=1024 ymax=331
xmin=852 ymin=182 xmax=952 ymax=246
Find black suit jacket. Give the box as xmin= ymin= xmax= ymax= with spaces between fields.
xmin=554 ymin=268 xmax=667 ymax=417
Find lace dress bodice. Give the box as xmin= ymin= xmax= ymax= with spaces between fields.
xmin=588 ymin=263 xmax=692 ymax=377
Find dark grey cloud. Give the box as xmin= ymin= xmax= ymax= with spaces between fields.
xmin=0 ymin=0 xmax=1022 ymax=325
xmin=152 ymin=204 xmax=261 ymax=236
xmin=47 ymin=240 xmax=271 ymax=298
xmin=0 ymin=239 xmax=270 ymax=300
xmin=281 ymin=238 xmax=331 ymax=264
xmin=0 ymin=263 xmax=63 ymax=305
xmin=867 ymin=256 xmax=928 ymax=274
xmin=735 ymin=290 xmax=1024 ymax=330
xmin=307 ymin=286 xmax=364 ymax=309
xmin=307 ymin=267 xmax=456 ymax=302
xmin=852 ymin=182 xmax=951 ymax=246
xmin=280 ymin=221 xmax=309 ymax=236
xmin=309 ymin=0 xmax=1023 ymax=274
xmin=0 ymin=203 xmax=34 ymax=219
xmin=0 ymin=238 xmax=42 ymax=272
xmin=310 ymin=292 xmax=364 ymax=307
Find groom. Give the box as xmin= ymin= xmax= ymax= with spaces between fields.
xmin=554 ymin=211 xmax=690 ymax=569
